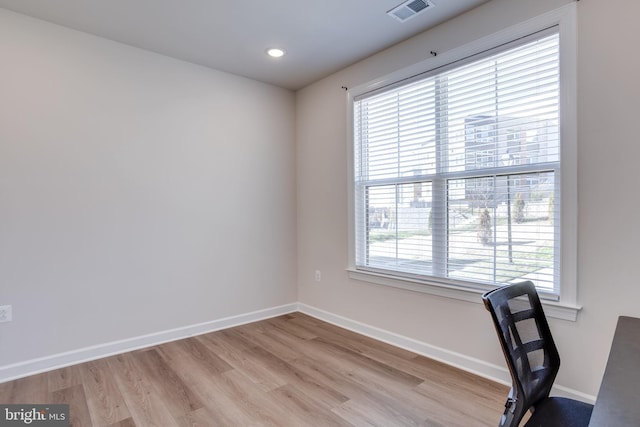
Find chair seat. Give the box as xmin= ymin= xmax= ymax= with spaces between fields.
xmin=524 ymin=397 xmax=594 ymax=427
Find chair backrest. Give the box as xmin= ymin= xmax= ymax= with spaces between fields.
xmin=482 ymin=281 xmax=560 ymax=427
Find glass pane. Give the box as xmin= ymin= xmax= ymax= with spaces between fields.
xmin=357 ymin=80 xmax=437 ymax=181
xmin=447 ymin=172 xmax=555 ymax=289
xmin=365 ymin=183 xmax=433 ymax=275
xmin=440 ymin=33 xmax=559 ymax=173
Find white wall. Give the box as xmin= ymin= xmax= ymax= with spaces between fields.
xmin=0 ymin=9 xmax=297 ymax=372
xmin=296 ymin=0 xmax=640 ymax=399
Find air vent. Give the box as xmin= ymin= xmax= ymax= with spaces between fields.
xmin=387 ymin=0 xmax=435 ymax=22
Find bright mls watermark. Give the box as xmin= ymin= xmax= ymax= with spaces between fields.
xmin=1 ymin=405 xmax=69 ymax=426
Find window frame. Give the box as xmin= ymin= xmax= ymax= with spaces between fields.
xmin=346 ymin=4 xmax=579 ymax=321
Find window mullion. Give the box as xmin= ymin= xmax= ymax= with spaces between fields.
xmin=395 ymin=94 xmax=400 ymax=267
xmin=433 ymin=75 xmax=448 ymax=278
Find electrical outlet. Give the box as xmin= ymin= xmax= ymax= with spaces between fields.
xmin=0 ymin=305 xmax=12 ymax=323
xmin=315 ymin=270 xmax=321 ymax=282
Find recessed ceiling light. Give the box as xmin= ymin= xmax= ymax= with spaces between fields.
xmin=266 ymin=48 xmax=286 ymax=58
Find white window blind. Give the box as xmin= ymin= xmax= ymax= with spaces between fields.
xmin=353 ymin=30 xmax=561 ymax=296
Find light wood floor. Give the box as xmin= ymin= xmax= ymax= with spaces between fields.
xmin=0 ymin=313 xmax=508 ymax=426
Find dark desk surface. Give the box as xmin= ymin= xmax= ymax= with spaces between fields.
xmin=588 ymin=316 xmax=640 ymax=426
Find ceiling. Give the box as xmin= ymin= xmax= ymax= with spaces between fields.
xmin=0 ymin=0 xmax=489 ymax=90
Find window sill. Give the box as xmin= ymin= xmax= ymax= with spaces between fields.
xmin=347 ymin=268 xmax=581 ymax=321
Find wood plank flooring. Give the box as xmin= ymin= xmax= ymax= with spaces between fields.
xmin=0 ymin=313 xmax=509 ymax=426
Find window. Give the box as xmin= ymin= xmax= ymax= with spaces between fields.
xmin=348 ymin=6 xmax=578 ymax=318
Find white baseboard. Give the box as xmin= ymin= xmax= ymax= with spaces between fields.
xmin=298 ymin=303 xmax=596 ymax=404
xmin=0 ymin=301 xmax=597 ymax=404
xmin=0 ymin=303 xmax=298 ymax=384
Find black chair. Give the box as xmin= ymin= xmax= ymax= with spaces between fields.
xmin=482 ymin=281 xmax=593 ymax=427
